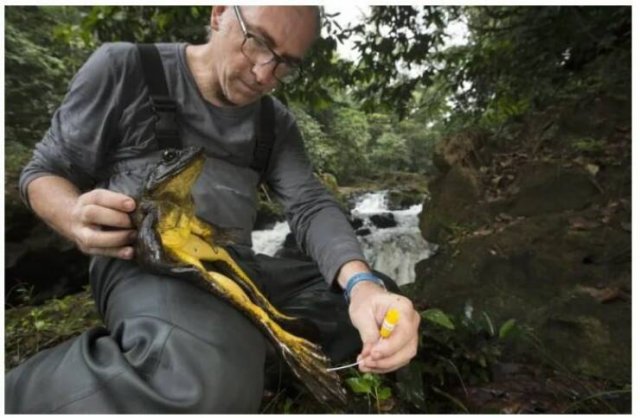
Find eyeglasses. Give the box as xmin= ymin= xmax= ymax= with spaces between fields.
xmin=233 ymin=6 xmax=302 ymax=84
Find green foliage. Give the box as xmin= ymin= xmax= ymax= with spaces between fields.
xmin=328 ymin=107 xmax=371 ymax=179
xmin=5 ymin=7 xmax=86 ymax=147
xmin=571 ymin=136 xmax=606 ymax=154
xmin=345 ymin=371 xmax=393 ymax=413
xmin=4 ymin=141 xmax=35 ymax=225
xmin=346 ymin=6 xmax=460 ymax=117
xmin=76 ymin=6 xmax=211 ymax=44
xmin=370 ymin=131 xmax=410 ymax=170
xmin=422 ymin=308 xmax=455 ymax=330
xmin=292 ymin=103 xmax=376 ymax=183
xmin=443 ymin=6 xmax=631 ymax=130
xmin=395 ymin=305 xmax=519 ymax=412
xmin=5 ymin=287 xmax=101 ymax=370
xmin=289 ymin=105 xmax=333 ymax=174
xmin=5 ymin=141 xmax=34 ymax=185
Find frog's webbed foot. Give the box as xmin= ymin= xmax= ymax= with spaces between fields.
xmin=206 ymin=271 xmax=346 ymax=410
xmin=277 ymin=331 xmax=347 ymax=410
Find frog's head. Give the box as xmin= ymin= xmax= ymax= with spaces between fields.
xmin=145 ymin=147 xmax=206 ymax=199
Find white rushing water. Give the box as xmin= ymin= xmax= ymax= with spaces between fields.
xmin=251 ymin=221 xmax=291 ymax=257
xmin=252 ymin=191 xmax=437 ymax=286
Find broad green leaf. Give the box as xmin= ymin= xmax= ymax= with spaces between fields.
xmin=499 ymin=318 xmax=517 ymax=339
xmin=346 ymin=377 xmax=373 ymax=394
xmin=378 ymin=387 xmax=392 ymax=401
xmin=421 ymin=308 xmax=455 ymax=330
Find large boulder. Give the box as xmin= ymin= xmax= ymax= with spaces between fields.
xmin=414 ymin=213 xmax=630 ymax=383
xmin=419 ymin=165 xmax=487 ymax=243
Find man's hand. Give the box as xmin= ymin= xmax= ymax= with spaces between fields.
xmin=348 ymin=281 xmax=420 ymax=373
xmin=69 ymin=189 xmax=138 ymax=259
xmin=28 ymin=176 xmax=137 ymax=260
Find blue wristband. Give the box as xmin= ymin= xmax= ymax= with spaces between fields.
xmin=344 ymin=272 xmax=385 ymax=302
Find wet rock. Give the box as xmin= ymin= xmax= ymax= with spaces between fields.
xmin=254 ymin=199 xmax=285 ymax=230
xmin=432 ymin=130 xmax=487 ymax=173
xmin=356 ymin=228 xmax=371 ymax=237
xmin=387 ymin=189 xmax=427 ymax=211
xmin=370 ymin=213 xmax=397 ymax=229
xmin=349 ymin=216 xmax=364 ymax=230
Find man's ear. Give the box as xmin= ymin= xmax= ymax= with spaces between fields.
xmin=210 ymin=6 xmax=228 ymax=32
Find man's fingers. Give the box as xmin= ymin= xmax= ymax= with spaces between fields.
xmin=358 ymin=341 xmax=376 ymax=361
xmin=79 ymin=189 xmax=136 ymax=213
xmin=80 ymin=204 xmax=135 ymax=228
xmin=360 ymin=333 xmax=418 ymax=373
xmin=370 ymin=309 xmax=420 ymax=360
xmin=77 ymin=227 xmax=137 ymax=250
xmin=360 ymin=359 xmax=411 ymax=375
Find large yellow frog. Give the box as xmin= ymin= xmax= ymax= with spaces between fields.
xmin=132 ymin=147 xmax=346 ymax=409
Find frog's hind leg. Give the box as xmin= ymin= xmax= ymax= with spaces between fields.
xmin=174 ymin=232 xmax=296 ymax=323
xmin=206 ymin=270 xmax=346 ymax=410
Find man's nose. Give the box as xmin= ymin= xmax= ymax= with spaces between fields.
xmin=251 ymin=62 xmax=279 ymax=87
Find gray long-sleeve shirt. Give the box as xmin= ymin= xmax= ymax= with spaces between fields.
xmin=19 ymin=42 xmax=365 ymax=284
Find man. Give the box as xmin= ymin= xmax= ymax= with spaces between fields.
xmin=6 ymin=6 xmax=420 ymax=413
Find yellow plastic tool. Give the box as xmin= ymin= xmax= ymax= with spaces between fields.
xmin=379 ymin=308 xmax=400 ymax=339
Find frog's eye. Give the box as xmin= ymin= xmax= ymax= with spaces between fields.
xmin=163 ymin=149 xmax=177 ymax=162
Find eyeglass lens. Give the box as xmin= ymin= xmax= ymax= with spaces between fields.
xmin=242 ymin=37 xmax=299 ymax=82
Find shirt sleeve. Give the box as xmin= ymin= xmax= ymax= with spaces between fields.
xmin=19 ymin=43 xmax=127 ymax=207
xmin=266 ymin=108 xmax=367 ymax=285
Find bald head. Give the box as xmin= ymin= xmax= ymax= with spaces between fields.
xmin=238 ymin=6 xmax=322 ymax=40
xmin=210 ymin=6 xmax=321 ymax=42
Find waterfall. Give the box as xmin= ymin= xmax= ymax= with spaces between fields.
xmin=251 ymin=221 xmax=291 ymax=258
xmin=252 ymin=191 xmax=436 ymax=286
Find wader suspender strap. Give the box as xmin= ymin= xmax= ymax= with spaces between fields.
xmin=136 ymin=43 xmax=181 ymax=150
xmin=136 ymin=43 xmax=276 ymax=179
xmin=252 ymin=95 xmax=276 ymax=181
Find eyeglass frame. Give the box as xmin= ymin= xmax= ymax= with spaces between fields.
xmin=232 ymin=5 xmax=302 ymax=84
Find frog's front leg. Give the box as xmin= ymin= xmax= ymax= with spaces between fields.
xmin=189 ymin=216 xmax=215 ymax=241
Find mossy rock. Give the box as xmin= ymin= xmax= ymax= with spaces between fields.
xmin=508 ymin=163 xmax=599 ymax=216
xmin=419 ymin=165 xmax=486 ymax=243
xmin=254 ymin=197 xmax=285 ymax=230
xmin=414 ymin=214 xmax=631 ymax=384
xmin=387 ymin=188 xmax=427 ymax=210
